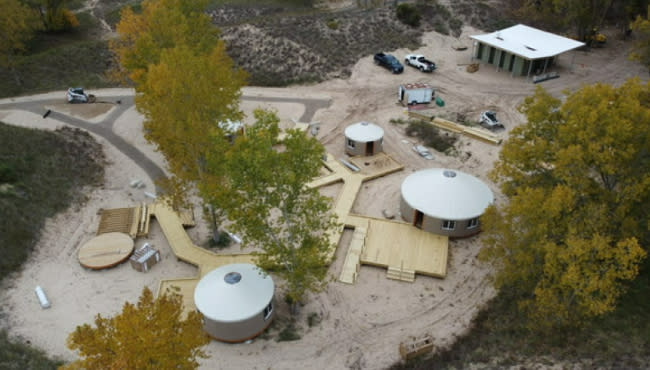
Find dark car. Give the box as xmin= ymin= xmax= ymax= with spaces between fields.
xmin=374 ymin=52 xmax=404 ymax=74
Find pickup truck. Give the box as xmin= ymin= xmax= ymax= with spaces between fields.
xmin=374 ymin=52 xmax=404 ymax=74
xmin=404 ymin=54 xmax=436 ymax=72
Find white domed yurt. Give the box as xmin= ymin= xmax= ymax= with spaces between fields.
xmin=194 ymin=263 xmax=274 ymax=342
xmin=344 ymin=121 xmax=384 ymax=156
xmin=400 ymin=168 xmax=494 ymax=238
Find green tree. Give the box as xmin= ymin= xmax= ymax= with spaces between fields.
xmin=110 ymin=0 xmax=219 ymax=86
xmin=135 ymin=43 xmax=247 ymax=215
xmin=63 ymin=287 xmax=209 ymax=369
xmin=214 ymin=109 xmax=337 ymax=312
xmin=0 ymin=0 xmax=42 ymax=85
xmin=481 ymin=79 xmax=649 ymax=330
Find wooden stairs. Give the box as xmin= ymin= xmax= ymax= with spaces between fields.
xmin=386 ymin=264 xmax=416 ymax=283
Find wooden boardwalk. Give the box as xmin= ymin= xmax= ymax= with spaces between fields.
xmin=307 ymin=151 xmax=448 ymax=284
xmin=149 ymin=201 xmax=255 ymax=314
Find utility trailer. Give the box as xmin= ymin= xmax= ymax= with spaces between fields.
xmin=398 ymin=83 xmax=434 ymax=106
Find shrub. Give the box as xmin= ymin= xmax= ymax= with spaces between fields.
xmin=396 ymin=4 xmax=420 ymax=27
xmin=307 ymin=312 xmax=321 ymax=327
xmin=277 ymin=321 xmax=301 ymax=342
xmin=404 ymin=120 xmax=457 ymax=153
xmin=326 ymin=19 xmax=339 ymax=30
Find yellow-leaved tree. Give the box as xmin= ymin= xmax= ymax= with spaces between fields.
xmin=62 ymin=287 xmax=209 ymax=369
xmin=630 ymin=13 xmax=650 ymax=71
xmin=110 ymin=0 xmax=220 ymax=86
xmin=0 ymin=0 xmax=42 ymax=86
xmin=481 ymin=78 xmax=649 ymax=330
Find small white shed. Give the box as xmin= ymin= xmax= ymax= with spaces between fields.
xmin=398 ymin=83 xmax=434 ymax=106
xmin=344 ymin=121 xmax=384 ymax=156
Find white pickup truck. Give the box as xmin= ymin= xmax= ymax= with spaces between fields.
xmin=404 ymin=54 xmax=436 ymax=72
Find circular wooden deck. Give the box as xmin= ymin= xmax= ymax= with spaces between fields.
xmin=78 ymin=232 xmax=134 ymax=270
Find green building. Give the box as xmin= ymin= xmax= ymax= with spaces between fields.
xmin=470 ymin=24 xmax=585 ymax=79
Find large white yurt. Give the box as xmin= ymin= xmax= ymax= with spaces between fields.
xmin=194 ymin=263 xmax=275 ymax=342
xmin=344 ymin=121 xmax=384 ymax=156
xmin=400 ymin=168 xmax=494 ymax=237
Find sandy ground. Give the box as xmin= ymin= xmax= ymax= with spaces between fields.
xmin=0 ymin=26 xmax=647 ymax=369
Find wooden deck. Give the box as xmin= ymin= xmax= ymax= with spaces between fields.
xmin=78 ymin=232 xmax=134 ymax=270
xmin=361 ymin=217 xmax=448 ymax=279
xmin=339 ymin=215 xmax=448 ymax=283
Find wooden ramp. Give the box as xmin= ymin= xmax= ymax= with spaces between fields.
xmin=339 ymin=217 xmax=370 ymax=284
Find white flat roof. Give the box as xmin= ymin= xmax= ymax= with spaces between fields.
xmin=194 ymin=263 xmax=274 ymax=323
xmin=470 ymin=24 xmax=585 ymax=59
xmin=345 ymin=121 xmax=384 ymax=142
xmin=401 ymin=168 xmax=494 ymax=220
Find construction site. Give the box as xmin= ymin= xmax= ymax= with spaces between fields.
xmin=0 ymin=21 xmax=645 ymax=369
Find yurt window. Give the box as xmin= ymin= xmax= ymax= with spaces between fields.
xmin=467 ymin=218 xmax=479 ymax=229
xmin=347 ymin=139 xmax=355 ymax=149
xmin=263 ymin=302 xmax=273 ymax=321
xmin=442 ymin=220 xmax=456 ymax=230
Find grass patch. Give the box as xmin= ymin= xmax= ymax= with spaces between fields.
xmin=390 ymin=264 xmax=650 ymax=369
xmin=277 ymin=320 xmax=301 ymax=342
xmin=0 ymin=40 xmax=117 ymax=98
xmin=207 ymin=231 xmax=231 ymax=249
xmin=0 ymin=124 xmax=105 ymax=277
xmin=0 ymin=330 xmax=63 ymax=369
xmin=403 ymin=120 xmax=457 ymax=154
xmin=0 ymin=124 xmax=104 ymax=366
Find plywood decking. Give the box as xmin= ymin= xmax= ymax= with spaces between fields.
xmin=361 ymin=217 xmax=448 ymax=279
xmin=339 ymin=215 xmax=448 ymax=283
xmin=97 ymin=204 xmax=151 ymax=238
xmin=97 ymin=207 xmax=137 ymax=237
xmin=78 ymin=232 xmax=135 ymax=269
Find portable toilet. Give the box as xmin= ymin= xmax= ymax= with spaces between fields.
xmin=398 ymin=83 xmax=434 ymax=106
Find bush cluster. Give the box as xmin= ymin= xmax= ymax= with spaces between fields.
xmin=396 ymin=4 xmax=421 ymax=27
xmin=404 ymin=120 xmax=457 ymax=153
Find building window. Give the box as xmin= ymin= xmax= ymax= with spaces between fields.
xmin=347 ymin=139 xmax=355 ymax=148
xmin=467 ymin=218 xmax=479 ymax=229
xmin=442 ymin=220 xmax=456 ymax=230
xmin=263 ymin=302 xmax=273 ymax=321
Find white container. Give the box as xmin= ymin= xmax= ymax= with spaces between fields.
xmin=35 ymin=286 xmax=51 ymax=309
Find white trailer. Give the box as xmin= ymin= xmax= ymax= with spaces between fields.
xmin=398 ymin=83 xmax=434 ymax=106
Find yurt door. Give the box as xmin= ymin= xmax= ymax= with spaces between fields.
xmin=366 ymin=142 xmax=374 ymax=155
xmin=413 ymin=210 xmax=423 ymax=228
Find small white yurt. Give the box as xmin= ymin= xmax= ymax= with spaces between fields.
xmin=400 ymin=168 xmax=494 ymax=237
xmin=194 ymin=263 xmax=274 ymax=342
xmin=344 ymin=121 xmax=384 ymax=156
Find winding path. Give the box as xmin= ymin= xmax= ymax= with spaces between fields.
xmin=0 ymin=92 xmax=331 ymax=184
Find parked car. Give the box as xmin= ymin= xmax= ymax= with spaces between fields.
xmin=66 ymin=87 xmax=95 ymax=103
xmin=479 ymin=111 xmax=504 ymax=129
xmin=374 ymin=52 xmax=404 ymax=74
xmin=404 ymin=54 xmax=436 ymax=72
xmin=413 ymin=145 xmax=434 ymax=160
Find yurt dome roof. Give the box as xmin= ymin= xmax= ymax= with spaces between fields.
xmin=194 ymin=263 xmax=274 ymax=323
xmin=344 ymin=121 xmax=384 ymax=142
xmin=401 ymin=168 xmax=494 ymax=220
